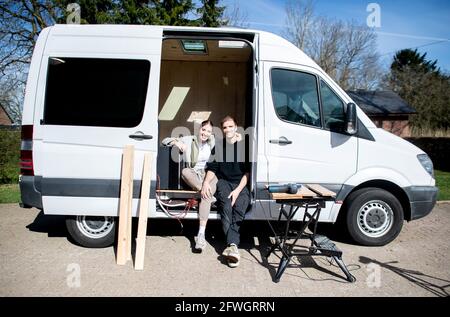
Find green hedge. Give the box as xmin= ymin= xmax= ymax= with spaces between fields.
xmin=0 ymin=130 xmax=20 ymax=184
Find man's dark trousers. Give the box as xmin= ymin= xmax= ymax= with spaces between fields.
xmin=215 ymin=179 xmax=250 ymax=246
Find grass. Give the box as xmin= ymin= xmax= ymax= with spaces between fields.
xmin=0 ymin=170 xmax=448 ymax=204
xmin=435 ymin=170 xmax=450 ymax=201
xmin=0 ymin=183 xmax=20 ymax=204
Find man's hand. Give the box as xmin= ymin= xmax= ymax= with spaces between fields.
xmin=228 ymin=189 xmax=241 ymax=207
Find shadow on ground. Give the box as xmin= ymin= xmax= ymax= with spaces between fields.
xmin=360 ymin=256 xmax=450 ymax=297
xmin=25 ymin=212 xmax=360 ymax=282
xmin=26 ymin=211 xmax=67 ymax=238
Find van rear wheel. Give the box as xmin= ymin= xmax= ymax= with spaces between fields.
xmin=66 ymin=216 xmax=116 ymax=248
xmin=345 ymin=187 xmax=404 ymax=246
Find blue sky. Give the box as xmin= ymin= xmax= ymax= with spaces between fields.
xmin=222 ymin=0 xmax=450 ymax=72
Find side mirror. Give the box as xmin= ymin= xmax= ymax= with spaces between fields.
xmin=345 ymin=103 xmax=358 ymax=135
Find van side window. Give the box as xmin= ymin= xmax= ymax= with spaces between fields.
xmin=270 ymin=69 xmax=321 ymax=127
xmin=43 ymin=57 xmax=150 ymax=127
xmin=320 ymin=80 xmax=345 ymax=130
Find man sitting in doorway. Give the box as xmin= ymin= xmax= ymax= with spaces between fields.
xmin=200 ymin=115 xmax=251 ymax=268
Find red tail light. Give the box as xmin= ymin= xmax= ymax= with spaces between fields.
xmin=20 ymin=125 xmax=34 ymax=176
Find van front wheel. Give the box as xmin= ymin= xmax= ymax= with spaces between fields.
xmin=345 ymin=188 xmax=404 ymax=246
xmin=66 ymin=216 xmax=116 ymax=248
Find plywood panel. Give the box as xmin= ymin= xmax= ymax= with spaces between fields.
xmin=162 ymin=39 xmax=251 ymax=62
xmin=271 ymin=186 xmax=317 ymax=200
xmin=159 ymin=61 xmax=248 ymax=142
xmin=306 ymin=184 xmax=336 ymax=197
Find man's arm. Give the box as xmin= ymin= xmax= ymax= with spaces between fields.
xmin=236 ymin=172 xmax=249 ymax=192
xmin=228 ymin=172 xmax=249 ymax=206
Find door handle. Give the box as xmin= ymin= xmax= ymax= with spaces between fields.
xmin=129 ymin=131 xmax=153 ymax=141
xmin=269 ymin=136 xmax=292 ymax=145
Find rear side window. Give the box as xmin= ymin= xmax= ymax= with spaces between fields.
xmin=43 ymin=57 xmax=150 ymax=127
xmin=271 ymin=68 xmax=321 ymax=128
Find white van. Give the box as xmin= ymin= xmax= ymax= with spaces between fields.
xmin=19 ymin=24 xmax=437 ymax=248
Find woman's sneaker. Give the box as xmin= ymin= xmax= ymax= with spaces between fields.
xmin=194 ymin=233 xmax=207 ymax=252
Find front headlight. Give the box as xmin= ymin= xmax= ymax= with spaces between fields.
xmin=417 ymin=154 xmax=434 ymax=178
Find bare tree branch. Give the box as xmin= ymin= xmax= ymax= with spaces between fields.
xmin=284 ymin=0 xmax=382 ymax=90
xmin=223 ymin=0 xmax=249 ymax=28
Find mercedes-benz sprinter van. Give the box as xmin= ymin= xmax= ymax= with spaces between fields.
xmin=19 ymin=25 xmax=437 ymax=248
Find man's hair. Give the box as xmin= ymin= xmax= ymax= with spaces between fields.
xmin=201 ymin=119 xmax=213 ymax=128
xmin=221 ymin=115 xmax=237 ymax=127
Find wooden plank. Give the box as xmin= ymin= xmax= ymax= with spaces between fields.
xmin=117 ymin=145 xmax=134 ymax=265
xmin=135 ymin=153 xmax=152 ymax=271
xmin=271 ymin=185 xmax=317 ymax=200
xmin=306 ymin=184 xmax=336 ymax=198
xmin=156 ymin=189 xmax=198 ymax=194
xmin=126 ymin=148 xmax=135 ymax=262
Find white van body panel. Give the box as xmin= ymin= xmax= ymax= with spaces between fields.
xmin=356 ymin=128 xmax=434 ymax=187
xmin=258 ymin=60 xmax=357 ymax=221
xmin=21 ymin=27 xmax=51 ymax=125
xmin=33 ymin=25 xmax=162 ymax=215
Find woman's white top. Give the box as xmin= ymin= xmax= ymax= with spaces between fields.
xmin=193 ymin=142 xmax=212 ymax=171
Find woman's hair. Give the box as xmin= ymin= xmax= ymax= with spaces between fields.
xmin=201 ymin=119 xmax=213 ymax=128
xmin=220 ymin=115 xmax=237 ymax=127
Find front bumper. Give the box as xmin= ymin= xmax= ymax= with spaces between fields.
xmin=404 ymin=186 xmax=438 ymax=220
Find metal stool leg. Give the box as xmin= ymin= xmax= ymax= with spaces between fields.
xmin=266 ymin=242 xmax=278 ymax=258
xmin=333 ymin=256 xmax=356 ymax=283
xmin=274 ymin=255 xmax=291 ymax=283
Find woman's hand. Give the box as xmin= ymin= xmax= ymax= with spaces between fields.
xmin=228 ymin=189 xmax=241 ymax=206
xmin=173 ymin=140 xmax=187 ymax=152
xmin=201 ymin=182 xmax=213 ymax=199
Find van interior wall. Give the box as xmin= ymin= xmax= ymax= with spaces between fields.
xmin=158 ymin=60 xmax=248 ymax=143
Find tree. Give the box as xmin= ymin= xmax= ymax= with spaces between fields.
xmin=284 ymin=0 xmax=382 ymax=90
xmin=197 ymin=0 xmax=225 ymax=27
xmin=386 ymin=50 xmax=450 ymax=131
xmin=391 ymin=48 xmax=439 ymax=74
xmin=152 ymin=0 xmax=196 ymax=26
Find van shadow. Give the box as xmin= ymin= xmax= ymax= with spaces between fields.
xmin=309 ymin=222 xmax=355 ymax=245
xmin=359 ymin=256 xmax=450 ymax=297
xmin=26 ymin=211 xmax=68 ymax=238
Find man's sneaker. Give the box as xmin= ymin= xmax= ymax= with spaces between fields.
xmin=222 ymin=245 xmax=232 ymax=257
xmin=194 ymin=233 xmax=207 ymax=252
xmin=224 ymin=244 xmax=240 ymax=268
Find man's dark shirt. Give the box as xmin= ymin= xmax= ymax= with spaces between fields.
xmin=205 ymin=138 xmax=250 ymax=184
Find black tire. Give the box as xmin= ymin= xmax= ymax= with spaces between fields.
xmin=65 ymin=216 xmax=116 ymax=248
xmin=344 ymin=187 xmax=404 ymax=246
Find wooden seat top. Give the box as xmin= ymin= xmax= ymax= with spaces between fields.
xmin=270 ymin=184 xmax=336 ymax=200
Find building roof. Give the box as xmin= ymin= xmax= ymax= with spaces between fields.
xmin=346 ymin=90 xmax=416 ymax=116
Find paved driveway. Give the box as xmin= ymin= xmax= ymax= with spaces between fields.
xmin=1 ymin=203 xmax=449 ymax=297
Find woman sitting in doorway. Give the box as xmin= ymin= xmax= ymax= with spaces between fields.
xmin=161 ymin=120 xmax=215 ymax=252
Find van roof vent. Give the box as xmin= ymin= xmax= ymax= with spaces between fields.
xmin=180 ymin=40 xmax=207 ymax=54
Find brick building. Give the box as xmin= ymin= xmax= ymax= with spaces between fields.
xmin=346 ymin=90 xmax=416 ymax=137
xmin=0 ymin=104 xmax=13 ymax=126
